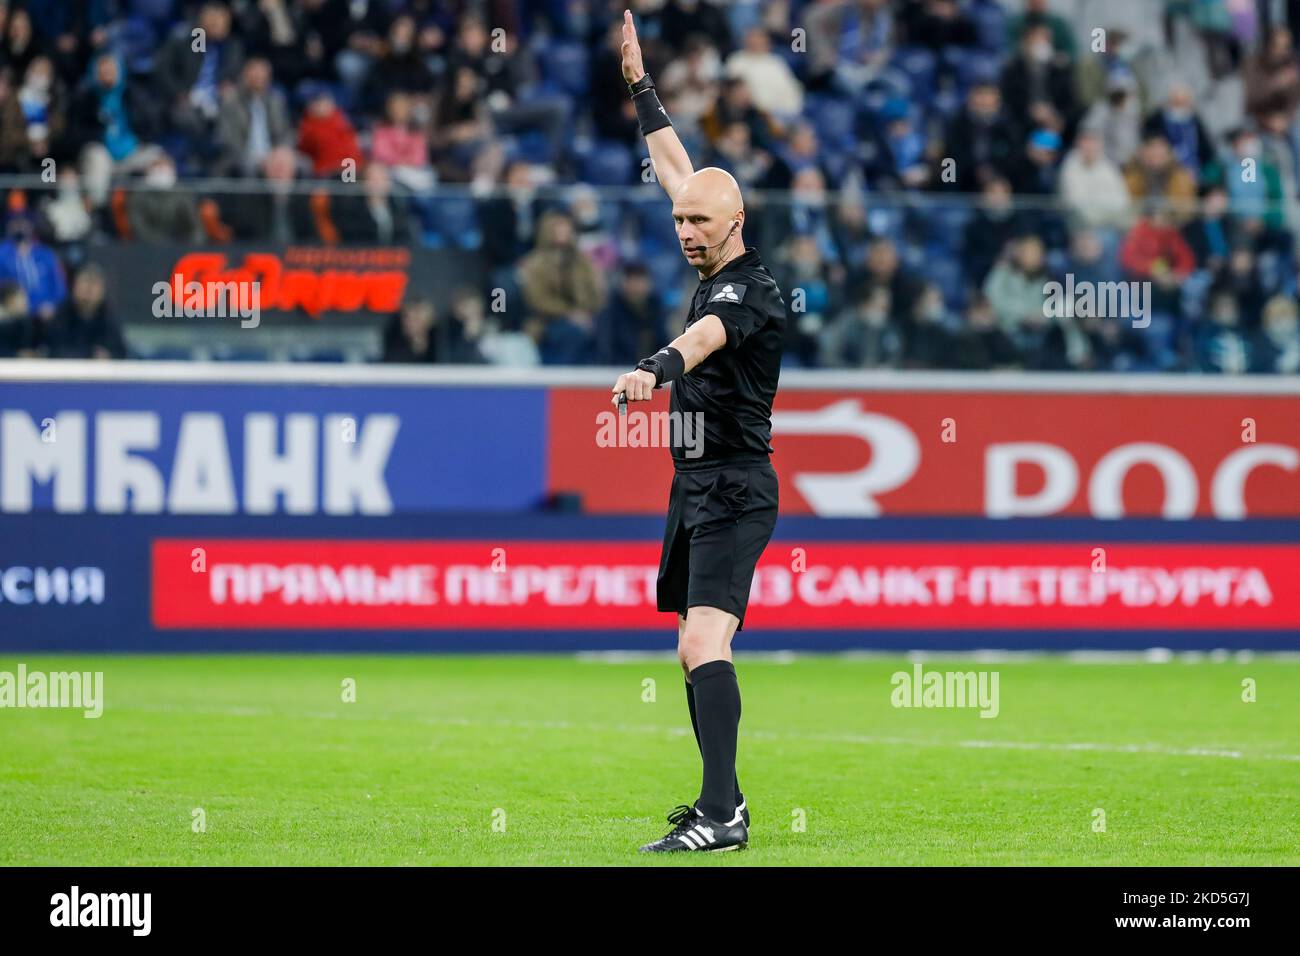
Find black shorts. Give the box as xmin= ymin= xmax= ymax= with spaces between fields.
xmin=656 ymin=454 xmax=779 ymax=630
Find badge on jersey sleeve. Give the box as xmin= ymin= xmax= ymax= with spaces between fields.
xmin=708 ymin=282 xmax=747 ymax=304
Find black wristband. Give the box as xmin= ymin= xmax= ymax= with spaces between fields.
xmin=636 ymin=345 xmax=686 ymax=387
xmin=627 ymin=73 xmax=655 ymax=97
xmin=630 ymin=75 xmax=672 ymax=137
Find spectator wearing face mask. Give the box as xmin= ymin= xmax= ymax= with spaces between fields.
xmin=1007 ymin=0 xmax=1075 ymax=56
xmin=1000 ymin=24 xmax=1076 ymax=136
xmin=128 ymin=154 xmax=202 ymax=242
xmin=1206 ymin=128 xmax=1287 ymax=237
xmin=1143 ymin=82 xmax=1216 ymax=184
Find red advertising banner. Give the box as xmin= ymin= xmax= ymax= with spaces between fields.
xmin=546 ymin=388 xmax=1300 ymax=517
xmin=152 ymin=539 xmax=1300 ymax=630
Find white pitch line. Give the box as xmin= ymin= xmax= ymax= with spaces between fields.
xmin=120 ymin=703 xmax=1300 ymax=763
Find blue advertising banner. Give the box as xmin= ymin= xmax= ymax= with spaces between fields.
xmin=0 ymin=382 xmax=548 ymax=514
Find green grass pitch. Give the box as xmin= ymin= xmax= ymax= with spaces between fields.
xmin=1 ymin=653 xmax=1297 ymax=866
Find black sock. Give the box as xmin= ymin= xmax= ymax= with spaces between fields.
xmin=685 ymin=679 xmax=743 ymax=804
xmin=688 ymin=660 xmax=742 ymax=822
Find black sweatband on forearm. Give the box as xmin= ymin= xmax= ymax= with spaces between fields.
xmin=636 ymin=345 xmax=685 ymax=387
xmin=630 ymin=74 xmax=672 ymax=137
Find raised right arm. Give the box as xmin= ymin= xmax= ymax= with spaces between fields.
xmin=621 ymin=9 xmax=693 ymax=199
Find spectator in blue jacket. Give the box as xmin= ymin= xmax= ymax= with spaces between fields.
xmin=0 ymin=213 xmax=66 ymax=319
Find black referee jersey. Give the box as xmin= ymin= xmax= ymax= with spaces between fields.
xmin=670 ymin=246 xmax=786 ymax=466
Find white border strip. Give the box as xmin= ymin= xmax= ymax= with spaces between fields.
xmin=3 ymin=359 xmax=1300 ymax=394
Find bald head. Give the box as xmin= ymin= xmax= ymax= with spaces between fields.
xmin=672 ymin=167 xmax=746 ymax=276
xmin=675 ymin=167 xmax=743 ymax=213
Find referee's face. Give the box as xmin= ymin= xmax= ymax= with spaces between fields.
xmin=672 ymin=169 xmax=743 ymax=274
xmin=672 ymin=202 xmax=720 ymax=269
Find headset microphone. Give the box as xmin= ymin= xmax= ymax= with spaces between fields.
xmin=689 ymin=220 xmax=739 ymax=254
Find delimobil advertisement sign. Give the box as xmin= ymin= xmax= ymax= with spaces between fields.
xmin=85 ymin=244 xmax=486 ymax=325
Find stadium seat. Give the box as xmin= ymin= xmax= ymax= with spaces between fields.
xmin=866 ymin=205 xmax=907 ymax=242
xmin=116 ymin=17 xmax=160 ymax=73
xmin=212 ymin=346 xmax=270 ymax=362
xmin=581 ymin=141 xmax=633 ymax=186
xmin=542 ymin=41 xmax=590 ymax=99
xmin=922 ymin=204 xmax=973 ymax=248
xmin=301 ymin=349 xmax=348 ymax=363
xmin=970 ymin=0 xmax=1008 ymax=52
xmin=511 ymin=129 xmax=554 ymax=166
xmin=955 ymin=50 xmax=1003 ymax=91
xmin=725 ymin=0 xmax=764 ymax=41
xmin=430 ymin=197 xmax=482 ymax=250
xmin=804 ymin=96 xmax=858 ymax=153
xmin=138 ymin=346 xmax=194 ymax=362
xmin=892 ymin=47 xmax=937 ymax=106
xmin=923 ymin=253 xmax=968 ymax=307
xmin=821 ymin=150 xmax=856 ymax=183
xmin=930 ymin=87 xmax=963 ymax=120
xmin=861 ymin=69 xmax=914 ymax=122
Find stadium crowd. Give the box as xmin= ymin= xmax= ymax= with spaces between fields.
xmin=0 ymin=0 xmax=1299 ymax=374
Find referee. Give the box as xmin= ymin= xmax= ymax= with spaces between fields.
xmin=611 ymin=10 xmax=786 ymax=853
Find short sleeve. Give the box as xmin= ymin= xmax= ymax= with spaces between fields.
xmin=701 ymin=281 xmax=764 ymax=349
